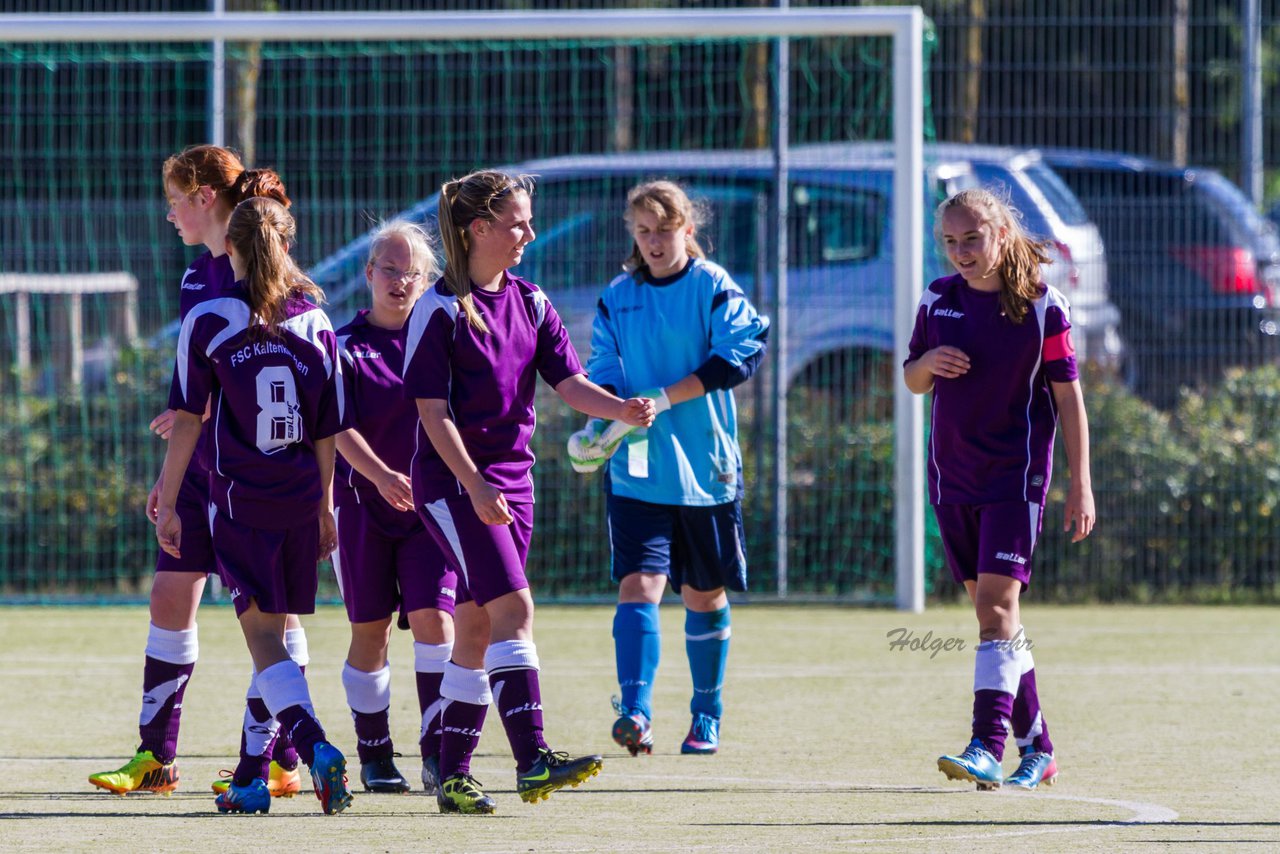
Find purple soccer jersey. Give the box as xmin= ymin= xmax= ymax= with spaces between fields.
xmin=401 ymin=272 xmax=584 ymax=504
xmin=905 ymin=274 xmax=1078 ymax=506
xmin=334 ymin=309 xmax=456 ymax=622
xmin=169 ymin=287 xmax=345 ymax=526
xmin=178 ymin=251 xmax=237 ymax=323
xmin=155 ymin=251 xmax=239 ymax=573
xmin=336 ymin=309 xmax=421 ymax=534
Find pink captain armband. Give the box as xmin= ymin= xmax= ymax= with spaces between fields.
xmin=1043 ymin=329 xmax=1076 ymax=363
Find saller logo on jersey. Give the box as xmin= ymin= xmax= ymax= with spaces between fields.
xmin=934 ymin=308 xmax=965 ymax=319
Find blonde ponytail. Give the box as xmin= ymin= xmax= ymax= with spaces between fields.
xmin=226 ymin=197 xmax=324 ymax=338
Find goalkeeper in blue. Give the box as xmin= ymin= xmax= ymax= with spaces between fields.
xmin=576 ymin=180 xmax=769 ymax=756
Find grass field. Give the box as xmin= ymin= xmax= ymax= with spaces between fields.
xmin=1 ymin=603 xmax=1278 ymax=852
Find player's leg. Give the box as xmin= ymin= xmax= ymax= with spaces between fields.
xmin=426 ymin=496 xmax=602 ymax=804
xmin=214 ymin=615 xmax=306 ymax=800
xmin=933 ymin=504 xmax=1004 ymax=789
xmin=436 ymin=599 xmax=496 ymax=814
xmin=344 ymin=616 xmax=408 ymax=792
xmin=218 ymin=516 xmax=351 ymax=815
xmin=269 ymin=616 xmax=308 ymax=783
xmin=608 ymin=494 xmax=669 ymax=756
xmin=1005 ymin=502 xmax=1057 ymax=789
xmin=679 ymin=585 xmax=728 ymax=755
xmin=1006 ymin=635 xmax=1059 ymax=788
xmin=333 ymin=498 xmax=407 ymax=793
xmin=397 ymin=524 xmax=459 ymax=794
xmin=675 ymin=498 xmax=746 ymax=756
xmin=408 ymin=608 xmax=454 ymax=795
xmin=89 ymin=480 xmax=209 ymax=796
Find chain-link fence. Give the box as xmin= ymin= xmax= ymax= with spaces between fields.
xmin=3 ymin=2 xmax=1279 ymax=602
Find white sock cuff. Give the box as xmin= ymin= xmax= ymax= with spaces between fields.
xmin=256 ymin=659 xmax=314 ymax=718
xmin=484 ymin=639 xmax=540 ymax=674
xmin=245 ymin=669 xmax=262 ymax=700
xmin=145 ymin=623 xmax=199 ymax=665
xmin=1017 ymin=625 xmax=1035 ymax=674
xmin=415 ymin=641 xmax=454 ymax=673
xmin=285 ymin=627 xmax=310 ymax=667
xmin=440 ymin=661 xmax=492 ymax=705
xmin=342 ymin=662 xmax=392 ymax=714
xmin=974 ymin=640 xmax=1022 ymax=695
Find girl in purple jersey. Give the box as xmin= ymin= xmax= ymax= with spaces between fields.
xmin=403 ymin=169 xmax=655 ymax=810
xmin=904 ymin=188 xmax=1095 ymax=791
xmin=331 ymin=221 xmax=466 ymax=799
xmin=91 ymin=145 xmax=306 ymax=801
xmin=155 ymin=197 xmax=352 ymax=815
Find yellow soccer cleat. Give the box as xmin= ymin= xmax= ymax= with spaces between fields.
xmin=89 ymin=750 xmax=179 ymax=796
xmin=515 ymin=748 xmax=602 ymax=804
xmin=211 ymin=761 xmax=302 ymax=798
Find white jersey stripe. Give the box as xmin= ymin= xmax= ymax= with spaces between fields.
xmin=175 ymin=298 xmax=250 ymax=400
xmin=403 ymin=288 xmax=460 ymax=378
xmin=425 ymin=498 xmax=469 ymax=589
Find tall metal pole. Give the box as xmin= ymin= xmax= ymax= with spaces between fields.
xmin=210 ymin=0 xmax=226 ymax=147
xmin=893 ymin=9 xmax=926 ymax=613
xmin=1243 ymin=0 xmax=1263 ymax=206
xmin=772 ymin=0 xmax=790 ymax=598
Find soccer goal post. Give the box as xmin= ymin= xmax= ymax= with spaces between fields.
xmin=3 ymin=7 xmax=925 ymax=611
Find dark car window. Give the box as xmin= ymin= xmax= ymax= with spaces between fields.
xmin=1084 ymin=198 xmax=1230 ymax=256
xmin=789 ymin=183 xmax=885 ymax=267
xmin=968 ymin=163 xmax=1052 ymax=238
xmin=1022 ymin=162 xmax=1091 ymax=226
xmin=1053 ymin=167 xmax=1187 ymax=201
xmin=1052 ymin=167 xmax=1232 ymax=247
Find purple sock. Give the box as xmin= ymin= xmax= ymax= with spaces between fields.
xmin=416 ymin=669 xmax=445 ymax=761
xmin=274 ymin=705 xmax=326 ymax=767
xmin=352 ymin=709 xmax=393 ymax=763
xmin=271 ymin=661 xmax=304 ymax=770
xmin=233 ymin=697 xmax=273 ymax=787
xmin=137 ymin=625 xmax=199 ymax=765
xmin=271 ymin=732 xmax=299 ymax=771
xmin=439 ymin=700 xmax=488 ymax=779
xmin=256 ymin=660 xmax=326 ymax=767
xmin=489 ymin=668 xmax=547 ymax=772
xmin=1012 ymin=667 xmax=1054 ymax=754
xmin=972 ymin=689 xmax=1015 ymax=760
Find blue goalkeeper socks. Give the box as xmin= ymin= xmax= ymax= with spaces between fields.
xmin=686 ymin=606 xmax=731 ymax=719
xmin=613 ymin=602 xmax=660 ymax=720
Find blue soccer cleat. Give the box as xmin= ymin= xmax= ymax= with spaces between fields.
xmin=215 ymin=777 xmax=271 ymax=814
xmin=1005 ymin=748 xmax=1058 ymax=789
xmin=309 ymin=742 xmax=353 ymax=815
xmin=938 ymin=738 xmax=1004 ymax=790
xmin=680 ymin=712 xmax=720 ymax=755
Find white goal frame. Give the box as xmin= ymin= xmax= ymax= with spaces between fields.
xmin=4 ymin=7 xmax=927 ymax=611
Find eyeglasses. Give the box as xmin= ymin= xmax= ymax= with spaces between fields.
xmin=375 ymin=265 xmax=423 ymax=283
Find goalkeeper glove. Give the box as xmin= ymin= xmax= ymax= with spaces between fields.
xmin=567 ymin=418 xmax=608 ymax=473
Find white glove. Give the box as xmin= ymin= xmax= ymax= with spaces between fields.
xmin=566 ymin=417 xmax=641 ymax=474
xmin=567 ymin=418 xmax=608 ymax=473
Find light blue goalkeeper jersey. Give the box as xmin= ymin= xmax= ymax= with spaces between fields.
xmin=586 ymin=258 xmax=769 ymax=506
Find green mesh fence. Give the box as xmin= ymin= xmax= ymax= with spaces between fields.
xmin=5 ymin=3 xmax=1280 ymax=605
xmin=0 ymin=24 xmax=924 ymax=601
